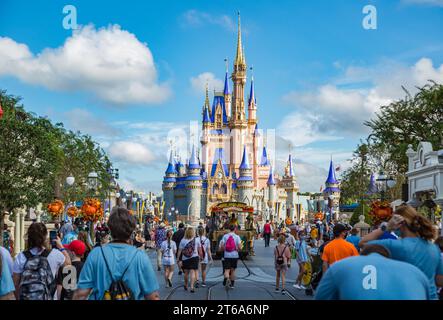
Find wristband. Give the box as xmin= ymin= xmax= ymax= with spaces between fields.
xmin=59 ymin=248 xmax=66 ymax=252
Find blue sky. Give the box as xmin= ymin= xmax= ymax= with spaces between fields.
xmin=1 ymin=0 xmax=443 ymax=193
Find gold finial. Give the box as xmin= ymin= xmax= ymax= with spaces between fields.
xmin=204 ymin=81 xmax=210 ymax=108
xmin=224 ymin=57 xmax=229 ymax=72
xmin=235 ymin=11 xmax=245 ymax=66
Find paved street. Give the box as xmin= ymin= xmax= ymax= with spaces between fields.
xmin=146 ymin=238 xmax=313 ymax=300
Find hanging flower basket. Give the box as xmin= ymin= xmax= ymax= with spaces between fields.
xmin=67 ymin=206 xmax=79 ymax=218
xmin=47 ymin=200 xmax=64 ymax=218
xmin=369 ymin=201 xmax=393 ymax=225
xmin=81 ymin=198 xmax=104 ymax=222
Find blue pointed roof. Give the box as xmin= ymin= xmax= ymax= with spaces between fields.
xmin=248 ymin=76 xmax=256 ymax=106
xmin=267 ymin=166 xmax=276 ymax=185
xmin=210 ymin=148 xmax=230 ymax=177
xmin=260 ymin=146 xmax=270 ymax=166
xmin=367 ymin=173 xmax=377 ymax=194
xmin=239 ymin=145 xmax=250 ymax=170
xmin=203 ymin=105 xmax=210 ymax=123
xmin=165 ymin=150 xmax=177 ymax=175
xmin=254 ymin=123 xmax=259 ymax=136
xmin=211 ymin=95 xmax=228 ymax=125
xmin=288 ymin=154 xmax=294 ymax=177
xmin=223 ymin=71 xmax=231 ymax=95
xmin=188 ymin=145 xmax=201 ymax=170
xmin=325 ymin=160 xmax=338 ymax=184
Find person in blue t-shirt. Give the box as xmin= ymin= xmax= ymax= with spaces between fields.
xmin=73 ymin=207 xmax=160 ymax=300
xmin=360 ymin=205 xmax=443 ymax=300
xmin=0 ymin=254 xmax=15 ymax=300
xmin=346 ymin=228 xmax=361 ymax=252
xmin=315 ymin=244 xmax=432 ymax=300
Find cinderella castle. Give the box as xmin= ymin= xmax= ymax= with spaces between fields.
xmin=162 ymin=14 xmax=340 ymax=223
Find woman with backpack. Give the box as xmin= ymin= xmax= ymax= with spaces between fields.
xmin=177 ymin=227 xmax=202 ymax=293
xmin=12 ymin=222 xmax=71 ymax=300
xmin=274 ymin=235 xmax=291 ymax=295
xmin=160 ymin=229 xmax=177 ymax=288
xmin=196 ymin=227 xmax=212 ymax=288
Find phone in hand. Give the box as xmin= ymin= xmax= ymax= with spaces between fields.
xmin=49 ymin=230 xmax=57 ymax=248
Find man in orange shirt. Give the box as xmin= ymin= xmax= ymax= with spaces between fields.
xmin=322 ymin=224 xmax=359 ymax=274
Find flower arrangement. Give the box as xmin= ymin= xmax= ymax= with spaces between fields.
xmin=67 ymin=206 xmax=79 ymax=218
xmin=47 ymin=200 xmax=64 ymax=217
xmin=368 ymin=200 xmax=393 ymax=226
xmin=81 ymin=198 xmax=104 ymax=222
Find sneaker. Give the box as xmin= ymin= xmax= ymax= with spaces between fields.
xmin=190 ymin=289 xmax=195 ymax=293
xmin=300 ymin=285 xmax=307 ymax=290
xmin=229 ymin=284 xmax=235 ymax=289
xmin=293 ymin=284 xmax=301 ymax=289
xmin=178 ymin=271 xmax=182 ymax=275
xmin=281 ymin=289 xmax=286 ymax=295
xmin=195 ymin=281 xmax=199 ymax=288
xmin=275 ymin=288 xmax=280 ymax=292
xmin=201 ymin=282 xmax=207 ymax=287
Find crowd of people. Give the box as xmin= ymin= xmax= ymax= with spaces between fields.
xmin=0 ymin=204 xmax=442 ymax=300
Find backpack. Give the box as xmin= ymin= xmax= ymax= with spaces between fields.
xmin=200 ymin=238 xmax=206 ymax=259
xmin=101 ymin=246 xmax=138 ymax=300
xmin=182 ymin=238 xmax=196 ymax=259
xmin=276 ymin=245 xmax=287 ymax=265
xmin=19 ymin=249 xmax=56 ymax=300
xmin=225 ymin=235 xmax=236 ymax=252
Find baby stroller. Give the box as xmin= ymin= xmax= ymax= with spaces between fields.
xmin=301 ymin=247 xmax=323 ymax=296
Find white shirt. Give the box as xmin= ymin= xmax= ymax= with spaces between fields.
xmin=13 ymin=247 xmax=65 ymax=278
xmin=285 ymin=234 xmax=296 ymax=248
xmin=160 ymin=240 xmax=177 ymax=266
xmin=179 ymin=238 xmax=200 ymax=261
xmin=220 ymin=232 xmax=242 ymax=259
xmin=196 ymin=236 xmax=211 ymax=263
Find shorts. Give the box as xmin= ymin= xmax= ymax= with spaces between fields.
xmin=223 ymin=258 xmax=238 ymax=270
xmin=275 ymin=262 xmax=288 ymax=272
xmin=182 ymin=256 xmax=199 ymax=270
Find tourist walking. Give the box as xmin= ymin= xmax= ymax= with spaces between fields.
xmin=315 ymin=244 xmax=432 ymax=300
xmin=172 ymin=222 xmax=186 ymax=275
xmin=160 ymin=229 xmax=177 ymax=288
xmin=359 ymin=205 xmax=443 ymax=300
xmin=346 ymin=228 xmax=361 ymax=252
xmin=321 ymin=223 xmax=359 ymax=275
xmin=196 ymin=227 xmax=212 ymax=287
xmin=0 ymin=244 xmax=13 ymax=276
xmin=274 ymin=235 xmax=291 ymax=294
xmin=293 ymin=230 xmax=309 ymax=289
xmin=263 ymin=220 xmax=272 ymax=247
xmin=73 ymin=207 xmax=160 ymax=300
xmin=177 ymin=227 xmax=202 ymax=293
xmin=13 ymin=222 xmax=71 ymax=300
xmin=0 ymin=251 xmax=14 ymax=300
xmin=219 ymin=225 xmax=242 ymax=289
xmin=155 ymin=223 xmax=167 ymax=271
xmin=56 ymin=240 xmax=86 ymax=300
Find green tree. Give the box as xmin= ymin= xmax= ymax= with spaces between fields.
xmin=349 ymin=202 xmax=372 ymax=226
xmin=0 ymin=91 xmax=60 ymax=245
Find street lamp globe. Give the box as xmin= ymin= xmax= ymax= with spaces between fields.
xmin=88 ymin=171 xmax=98 ymax=189
xmin=387 ymin=179 xmax=396 ymax=189
xmin=66 ymin=176 xmax=75 ymax=186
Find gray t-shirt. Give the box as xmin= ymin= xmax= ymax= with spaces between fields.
xmin=220 ymin=233 xmax=242 ymax=259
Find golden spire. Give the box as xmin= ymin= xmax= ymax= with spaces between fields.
xmin=235 ymin=11 xmax=245 ymax=66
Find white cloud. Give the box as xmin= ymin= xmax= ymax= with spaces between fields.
xmin=182 ymin=10 xmax=237 ymax=32
xmin=279 ymin=58 xmax=443 ymax=147
xmin=402 ymin=0 xmax=443 ymax=6
xmin=0 ymin=24 xmax=171 ymax=105
xmin=190 ymin=72 xmax=224 ymax=95
xmin=108 ymin=141 xmax=155 ymax=166
xmin=64 ymin=108 xmax=120 ymax=136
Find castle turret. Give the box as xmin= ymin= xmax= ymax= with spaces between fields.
xmin=247 ymin=75 xmax=257 ymax=125
xmin=162 ymin=150 xmax=177 ymax=215
xmin=281 ymin=154 xmax=300 ymax=221
xmin=223 ymin=65 xmax=232 ymax=119
xmin=186 ymin=145 xmax=203 ymax=223
xmin=323 ymin=159 xmax=341 ymax=221
xmin=267 ymin=165 xmax=277 ymax=221
xmin=237 ymin=146 xmax=254 ymax=205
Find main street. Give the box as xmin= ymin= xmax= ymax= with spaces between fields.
xmin=146 ymin=238 xmax=313 ymax=300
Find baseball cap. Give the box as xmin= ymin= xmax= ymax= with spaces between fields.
xmin=64 ymin=239 xmax=86 ymax=256
xmin=333 ymin=223 xmax=348 ymax=236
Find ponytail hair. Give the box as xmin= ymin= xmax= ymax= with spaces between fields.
xmin=395 ymin=205 xmax=437 ymax=241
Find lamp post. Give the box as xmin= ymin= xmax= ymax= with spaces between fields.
xmin=376 ymin=171 xmax=395 ymax=202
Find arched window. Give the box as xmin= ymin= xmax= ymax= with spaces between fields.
xmin=212 ymin=183 xmax=219 ymax=195
xmin=221 ymin=184 xmax=227 ymax=194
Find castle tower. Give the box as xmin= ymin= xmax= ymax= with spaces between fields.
xmin=223 ymin=63 xmax=232 ymax=119
xmin=237 ymin=145 xmax=254 ymax=205
xmin=323 ymin=159 xmax=341 ymax=221
xmin=247 ymin=75 xmax=257 ymax=126
xmin=186 ymin=145 xmax=203 ymax=223
xmin=281 ymin=154 xmax=300 ymax=221
xmin=162 ymin=150 xmax=177 ymax=216
xmin=267 ymin=165 xmax=277 ymax=221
